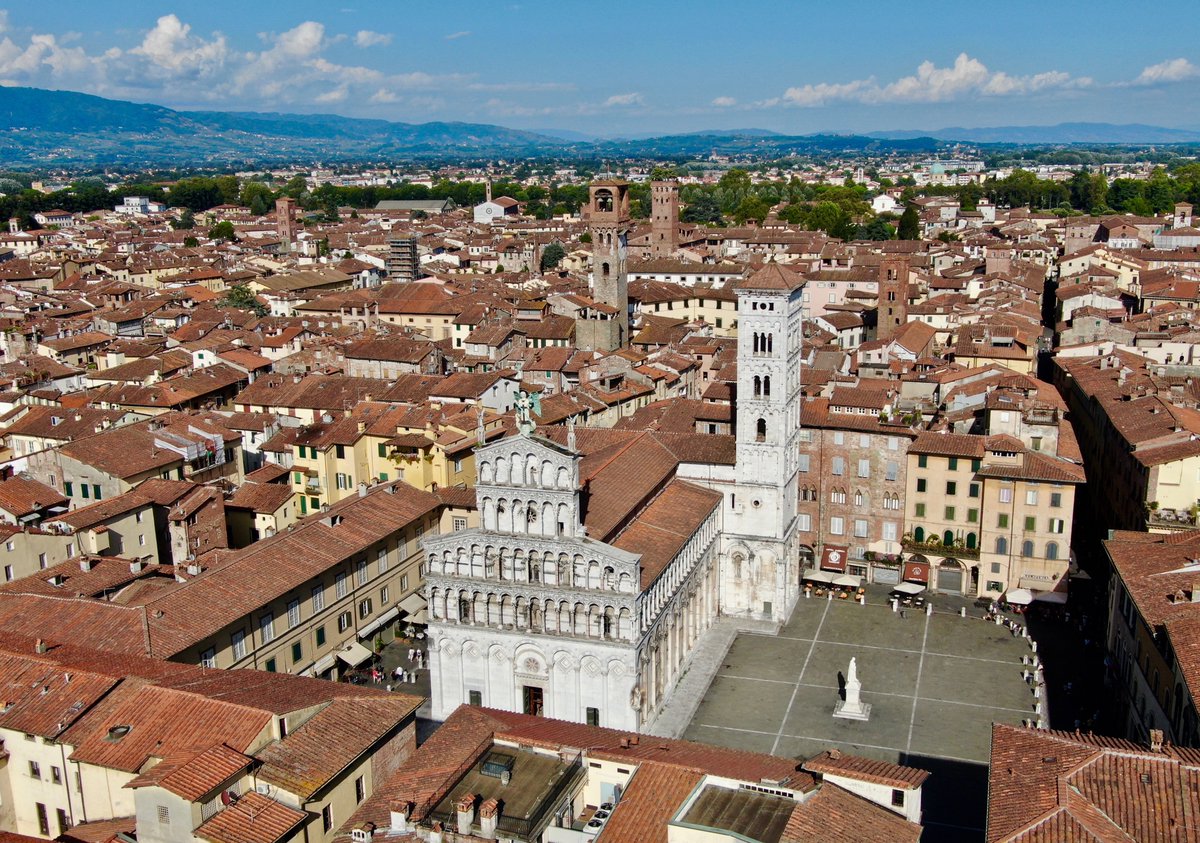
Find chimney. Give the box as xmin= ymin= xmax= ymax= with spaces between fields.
xmin=456 ymin=794 xmax=477 ymax=836
xmin=79 ymin=558 xmax=93 ymax=572
xmin=479 ymin=798 xmax=500 ymax=840
xmin=1150 ymin=728 xmax=1164 ymax=752
xmin=1192 ymin=583 xmax=1200 ymax=603
xmin=389 ymin=802 xmax=414 ymax=833
xmin=429 ymin=822 xmax=444 ymax=843
xmin=358 ymin=482 xmax=368 ymax=498
xmin=130 ymin=561 xmax=144 ymax=574
xmin=34 ymin=639 xmax=47 ymax=654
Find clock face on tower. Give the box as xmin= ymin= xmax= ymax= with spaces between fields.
xmin=484 ymin=207 xmax=493 ymax=215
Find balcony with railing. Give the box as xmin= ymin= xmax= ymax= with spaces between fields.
xmin=900 ymin=534 xmax=980 ymax=560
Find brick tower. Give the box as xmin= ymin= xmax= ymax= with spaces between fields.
xmin=876 ymin=256 xmax=910 ymax=341
xmin=650 ymin=180 xmax=680 ymax=258
xmin=276 ymin=197 xmax=298 ymax=253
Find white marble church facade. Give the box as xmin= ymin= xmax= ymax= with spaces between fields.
xmin=422 ymin=430 xmax=722 ymax=731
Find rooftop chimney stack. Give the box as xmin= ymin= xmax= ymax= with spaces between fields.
xmin=1150 ymin=728 xmax=1164 ymax=752
xmin=456 ymin=794 xmax=477 ymax=836
xmin=479 ymin=798 xmax=500 ymax=840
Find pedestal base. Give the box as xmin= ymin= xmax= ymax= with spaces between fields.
xmin=833 ymin=700 xmax=872 ymax=721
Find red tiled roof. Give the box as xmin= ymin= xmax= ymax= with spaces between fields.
xmin=194 ymin=791 xmax=307 ymax=843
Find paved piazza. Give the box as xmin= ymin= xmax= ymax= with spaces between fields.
xmin=684 ymin=594 xmax=1036 ymax=765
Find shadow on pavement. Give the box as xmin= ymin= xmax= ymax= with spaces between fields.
xmin=903 ymin=754 xmax=988 ymax=843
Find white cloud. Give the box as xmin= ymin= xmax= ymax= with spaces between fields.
xmin=130 ymin=14 xmax=227 ymax=77
xmin=782 ymin=78 xmax=875 ymax=107
xmin=370 ymin=88 xmax=399 ymax=103
xmin=314 ymin=85 xmax=348 ymax=103
xmin=1133 ymin=58 xmax=1199 ymax=85
xmin=711 ymin=96 xmax=737 ymax=107
xmin=604 ymin=92 xmax=643 ymax=107
xmin=354 ymin=30 xmax=392 ymax=48
xmin=444 ymin=31 xmax=471 ymax=40
xmin=771 ymin=53 xmax=1086 ymax=108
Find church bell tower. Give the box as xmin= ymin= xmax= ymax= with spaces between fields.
xmin=584 ymin=180 xmax=631 ymax=349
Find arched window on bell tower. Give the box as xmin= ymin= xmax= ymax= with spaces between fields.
xmin=756 ymin=418 xmax=767 ymax=442
xmin=763 ymin=375 xmax=771 ymax=397
xmin=753 ymin=376 xmax=762 ymax=397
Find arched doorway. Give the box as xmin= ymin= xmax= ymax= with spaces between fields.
xmin=936 ymin=558 xmax=965 ymax=594
xmin=798 ymin=544 xmax=815 ymax=575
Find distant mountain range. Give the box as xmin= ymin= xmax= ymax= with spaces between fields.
xmin=0 ymin=86 xmax=1198 ymax=169
xmin=869 ymin=122 xmax=1200 ymax=144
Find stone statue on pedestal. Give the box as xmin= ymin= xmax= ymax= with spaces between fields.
xmin=833 ymin=656 xmax=872 ymax=721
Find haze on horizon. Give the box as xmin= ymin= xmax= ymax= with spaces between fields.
xmin=1 ymin=0 xmax=1198 ymax=137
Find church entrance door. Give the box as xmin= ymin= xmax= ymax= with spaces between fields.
xmin=523 ymin=685 xmax=544 ymax=716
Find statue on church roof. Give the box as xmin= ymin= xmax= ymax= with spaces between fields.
xmin=566 ymin=414 xmax=577 ymax=451
xmin=513 ymin=389 xmax=541 ymax=436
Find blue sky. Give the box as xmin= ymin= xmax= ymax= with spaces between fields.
xmin=1 ymin=1 xmax=1198 ymax=135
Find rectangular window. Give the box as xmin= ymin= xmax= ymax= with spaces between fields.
xmin=999 ymin=487 xmax=1013 ymax=504
xmin=991 ymin=562 xmax=1002 ymax=574
xmin=29 ymin=760 xmax=40 ymax=778
xmin=915 ymin=503 xmax=926 ymax=517
xmin=37 ymin=804 xmax=49 ymax=836
xmin=946 ymin=481 xmax=957 ymax=495
xmin=356 ymin=559 xmax=368 ymax=586
xmin=831 ymin=457 xmax=844 ymax=476
xmin=834 ymin=431 xmax=845 ymax=445
xmin=312 ymin=584 xmax=325 ymax=613
xmin=853 ymin=519 xmax=868 ymax=538
xmin=380 ymin=585 xmax=389 ymax=605
xmin=1050 ymin=492 xmax=1062 ymax=508
xmin=323 ymin=806 xmax=333 ymax=833
xmin=972 ymin=459 xmax=981 ymax=471
xmin=3 ymin=565 xmax=11 ymax=581
xmin=798 ymin=454 xmax=810 ymax=472
xmin=830 ymin=516 xmax=845 ymax=536
xmin=64 ymin=481 xmax=73 ymax=497
xmin=200 ymin=648 xmax=216 ymax=669
xmin=1026 ymin=489 xmax=1039 ymax=506
xmin=882 ymin=521 xmax=898 ymax=541
xmin=316 ymin=626 xmax=326 ymax=647
xmin=338 ymin=611 xmax=352 ymax=632
xmin=1024 ymin=516 xmax=1036 ymax=532
xmin=232 ymin=630 xmax=246 ymax=660
xmin=358 ymin=598 xmax=373 ymax=619
xmin=857 ymin=459 xmax=870 ymax=478
xmin=335 ymin=572 xmax=348 ymax=599
xmin=586 ymin=707 xmax=600 ymax=726
xmin=918 ymin=454 xmax=928 ymax=468
xmin=892 ymin=789 xmax=905 ymax=807
xmin=355 ymin=775 xmax=365 ymax=803
xmin=92 ymin=485 xmax=101 ymax=500
xmin=969 ymin=483 xmax=980 ymax=498
xmin=400 ymin=573 xmax=409 ymax=592
xmin=81 ymin=484 xmax=89 ymax=499
xmin=987 ymin=580 xmax=1004 ymax=592
xmin=453 ymin=517 xmax=467 ymax=532
xmin=469 ymin=690 xmax=483 ymax=706
xmin=948 ymin=457 xmax=958 ymax=471
xmin=797 ymin=513 xmax=812 ymax=531
xmin=292 ymin=641 xmax=303 ymax=664
xmin=56 ymin=808 xmax=67 ymax=836
xmin=945 ymin=506 xmax=956 ymax=521
xmin=378 ymin=443 xmax=387 ymax=458
xmin=260 ymin=612 xmax=274 ymax=643
xmin=916 ymin=479 xmax=926 ymax=493
xmin=287 ymin=599 xmax=301 ymax=628
xmin=378 ymin=548 xmax=388 ymax=574
xmin=998 ymin=513 xmax=1009 ymax=528
xmin=336 ymin=444 xmax=345 ymax=459
xmin=968 ymin=508 xmax=979 ymax=523
xmin=888 ymin=437 xmax=899 ymax=451
xmin=1048 ymin=518 xmax=1065 ymax=534
xmin=265 ymin=658 xmax=277 ymax=673
xmin=886 ymin=460 xmax=898 ymax=481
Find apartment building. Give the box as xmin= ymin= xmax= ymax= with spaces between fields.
xmin=0 ymin=634 xmax=419 ymax=842
xmin=904 ymin=432 xmax=1082 ymax=597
